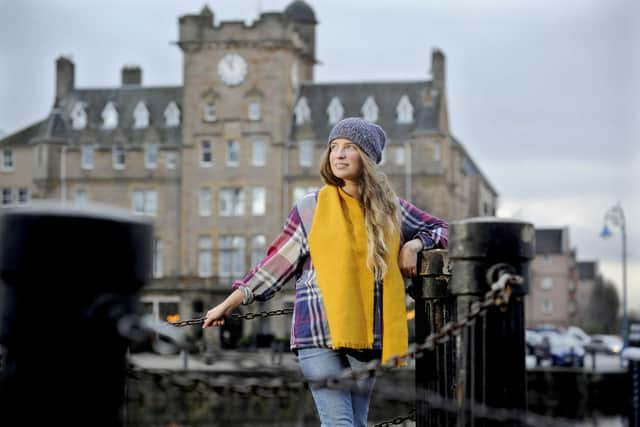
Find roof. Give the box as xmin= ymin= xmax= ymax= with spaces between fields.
xmin=1 ymin=85 xmax=183 ymax=147
xmin=284 ymin=1 xmax=317 ymax=24
xmin=292 ymin=80 xmax=439 ymax=142
xmin=535 ymin=228 xmax=569 ymax=254
xmin=450 ymin=135 xmax=498 ymax=196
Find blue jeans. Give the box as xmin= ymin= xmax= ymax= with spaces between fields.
xmin=297 ymin=348 xmax=377 ymax=427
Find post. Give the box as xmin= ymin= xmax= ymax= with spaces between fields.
xmin=624 ymin=322 xmax=640 ymax=427
xmin=449 ymin=218 xmax=534 ymax=425
xmin=414 ymin=249 xmax=453 ymax=427
xmin=0 ymin=202 xmax=153 ymax=425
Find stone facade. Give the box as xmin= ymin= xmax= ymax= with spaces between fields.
xmin=0 ymin=1 xmax=498 ymax=347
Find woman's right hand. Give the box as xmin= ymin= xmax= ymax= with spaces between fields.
xmin=202 ymin=303 xmax=233 ymax=328
xmin=202 ymin=288 xmax=245 ymax=329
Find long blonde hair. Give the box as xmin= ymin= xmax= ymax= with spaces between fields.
xmin=320 ymin=147 xmax=401 ymax=281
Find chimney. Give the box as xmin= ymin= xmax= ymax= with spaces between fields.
xmin=121 ymin=65 xmax=142 ymax=86
xmin=431 ymin=48 xmax=446 ymax=92
xmin=55 ymin=56 xmax=75 ymax=105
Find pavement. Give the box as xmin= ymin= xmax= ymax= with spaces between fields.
xmin=128 ymin=348 xmax=300 ymax=372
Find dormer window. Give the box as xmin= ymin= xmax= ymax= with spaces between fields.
xmin=396 ymin=95 xmax=414 ymax=124
xmin=70 ymin=102 xmax=87 ymax=130
xmin=294 ymin=96 xmax=311 ymax=125
xmin=133 ymin=101 xmax=150 ymax=129
xmin=102 ymin=102 xmax=118 ymax=130
xmin=361 ymin=96 xmax=379 ymax=122
xmin=204 ymin=103 xmax=216 ymax=122
xmin=164 ymin=101 xmax=180 ymax=127
xmin=326 ymin=97 xmax=344 ymax=125
xmin=248 ymin=101 xmax=261 ymax=121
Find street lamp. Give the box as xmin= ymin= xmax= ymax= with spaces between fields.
xmin=600 ymin=202 xmax=628 ymax=347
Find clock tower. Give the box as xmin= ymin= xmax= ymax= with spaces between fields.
xmin=176 ymin=2 xmax=317 ymax=327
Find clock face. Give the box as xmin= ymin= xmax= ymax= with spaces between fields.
xmin=217 ymin=53 xmax=248 ymax=86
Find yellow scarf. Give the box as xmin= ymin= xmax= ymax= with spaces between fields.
xmin=308 ymin=185 xmax=408 ymax=364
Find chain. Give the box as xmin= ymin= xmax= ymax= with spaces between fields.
xmin=373 ymin=408 xmax=416 ymax=427
xmin=128 ymin=273 xmax=574 ymax=426
xmin=169 ymin=308 xmax=294 ymax=327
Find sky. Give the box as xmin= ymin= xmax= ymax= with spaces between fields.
xmin=0 ymin=0 xmax=638 ymax=310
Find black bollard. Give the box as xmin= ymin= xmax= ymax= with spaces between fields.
xmin=449 ymin=218 xmax=534 ymax=426
xmin=625 ymin=322 xmax=640 ymax=427
xmin=414 ymin=249 xmax=454 ymax=427
xmin=0 ymin=202 xmax=153 ymax=426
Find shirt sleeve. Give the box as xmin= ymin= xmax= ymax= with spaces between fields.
xmin=398 ymin=198 xmax=448 ymax=250
xmin=232 ymin=204 xmax=309 ymax=303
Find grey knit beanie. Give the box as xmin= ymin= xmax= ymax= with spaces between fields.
xmin=327 ymin=117 xmax=386 ymax=164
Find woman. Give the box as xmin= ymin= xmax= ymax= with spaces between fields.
xmin=203 ymin=117 xmax=448 ymax=426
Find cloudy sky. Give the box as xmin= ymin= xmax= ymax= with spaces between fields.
xmin=0 ymin=0 xmax=638 ymax=309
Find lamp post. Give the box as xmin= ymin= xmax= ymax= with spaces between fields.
xmin=600 ymin=202 xmax=628 ymax=347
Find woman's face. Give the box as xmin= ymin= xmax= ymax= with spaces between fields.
xmin=329 ymin=138 xmax=363 ymax=182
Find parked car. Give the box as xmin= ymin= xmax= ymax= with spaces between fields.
xmin=536 ymin=331 xmax=585 ymax=367
xmin=567 ymin=326 xmax=591 ymax=346
xmin=586 ymin=334 xmax=623 ymax=355
xmin=526 ymin=329 xmax=543 ymax=355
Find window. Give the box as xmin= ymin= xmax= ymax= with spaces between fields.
xmin=199 ymin=187 xmax=212 ymax=216
xmin=81 ymin=145 xmax=94 ymax=170
xmin=2 ymin=188 xmax=12 ymax=206
xmin=164 ymin=101 xmax=180 ymax=127
xmin=540 ymin=277 xmax=553 ymax=291
xmin=102 ymin=102 xmax=118 ymax=129
xmin=75 ymin=189 xmax=88 ymax=205
xmin=361 ymin=96 xmax=379 ymax=122
xmin=204 ymin=103 xmax=216 ymax=122
xmin=294 ymin=96 xmax=311 ymax=125
xmin=133 ymin=101 xmax=150 ymax=129
xmin=165 ymin=151 xmax=177 ymax=169
xmin=1 ymin=149 xmax=15 ymax=171
xmin=432 ymin=142 xmax=441 ymax=161
xmin=70 ymin=102 xmax=87 ymax=130
xmin=252 ymin=187 xmax=266 ymax=216
xmin=153 ymin=239 xmax=163 ymax=279
xmin=145 ymin=144 xmax=158 ymax=169
xmin=252 ymin=140 xmax=265 ymax=166
xmin=396 ymin=94 xmax=414 ymax=124
xmin=541 ymin=299 xmax=553 ymax=314
xmin=200 ymin=141 xmax=212 ymax=167
xmin=198 ymin=237 xmax=213 ymax=278
xmin=394 ymin=147 xmax=405 ymax=166
xmin=113 ymin=146 xmax=126 ymax=170
xmin=219 ymin=188 xmax=244 ymax=216
xmin=17 ymin=188 xmax=29 ymax=204
xmin=219 ymin=236 xmax=246 ymax=278
xmin=326 ymin=97 xmax=344 ymax=125
xmin=226 ymin=140 xmax=239 ymax=167
xmin=132 ymin=190 xmax=157 ymax=216
xmin=293 ymin=186 xmax=319 ymax=204
xmin=35 ymin=145 xmax=45 ymax=167
xmin=248 ymin=101 xmax=261 ymax=121
xmin=299 ymin=140 xmax=313 ymax=167
xmin=251 ymin=235 xmax=266 ymax=266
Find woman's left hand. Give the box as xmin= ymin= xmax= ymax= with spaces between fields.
xmin=398 ymin=239 xmax=423 ymax=278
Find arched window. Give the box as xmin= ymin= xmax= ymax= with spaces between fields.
xmin=294 ymin=96 xmax=311 ymax=125
xmin=326 ymin=97 xmax=344 ymax=125
xmin=361 ymin=96 xmax=379 ymax=122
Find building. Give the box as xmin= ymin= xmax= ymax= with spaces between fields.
xmin=0 ymin=2 xmax=497 ymax=346
xmin=526 ymin=227 xmax=579 ymax=328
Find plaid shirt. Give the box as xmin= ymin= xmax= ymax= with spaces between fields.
xmin=232 ymin=191 xmax=448 ymax=352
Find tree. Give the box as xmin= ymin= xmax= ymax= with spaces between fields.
xmin=583 ymin=277 xmax=620 ymax=334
